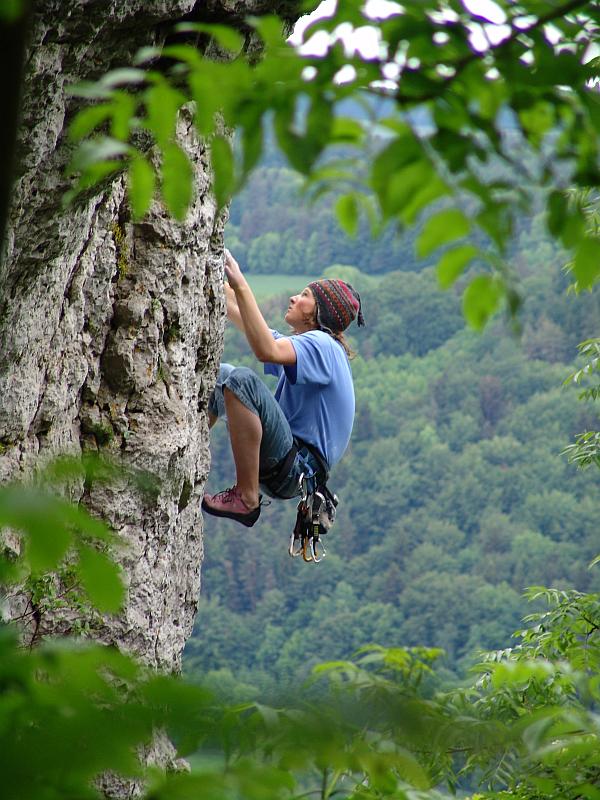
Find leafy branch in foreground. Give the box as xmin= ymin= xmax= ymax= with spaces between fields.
xmin=2 ymin=470 xmax=600 ymax=800
xmin=66 ymin=0 xmax=600 ymax=329
xmin=562 ymin=338 xmax=600 ymax=469
xmin=0 ymin=456 xmax=126 ymax=615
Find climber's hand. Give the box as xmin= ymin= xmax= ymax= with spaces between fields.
xmin=224 ymin=249 xmax=245 ymax=290
xmin=224 ymin=281 xmax=236 ymax=305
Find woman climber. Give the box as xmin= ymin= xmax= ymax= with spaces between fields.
xmin=202 ymin=249 xmax=364 ymax=528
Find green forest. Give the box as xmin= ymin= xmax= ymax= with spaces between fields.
xmin=183 ymin=161 xmax=600 ymax=697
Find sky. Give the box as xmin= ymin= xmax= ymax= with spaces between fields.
xmin=288 ymin=0 xmax=571 ymax=59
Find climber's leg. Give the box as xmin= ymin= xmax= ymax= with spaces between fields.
xmin=223 ymin=386 xmax=261 ymax=510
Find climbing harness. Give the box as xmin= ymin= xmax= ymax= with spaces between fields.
xmin=288 ymin=475 xmax=338 ymax=563
xmin=288 ymin=445 xmax=339 ymax=563
xmin=260 ymin=437 xmax=339 ymax=563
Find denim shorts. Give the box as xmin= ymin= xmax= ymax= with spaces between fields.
xmin=208 ymin=363 xmax=320 ymax=499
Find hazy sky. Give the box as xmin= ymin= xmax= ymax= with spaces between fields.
xmin=289 ymin=0 xmax=551 ymax=58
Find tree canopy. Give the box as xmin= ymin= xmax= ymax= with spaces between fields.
xmin=66 ymin=0 xmax=600 ymax=328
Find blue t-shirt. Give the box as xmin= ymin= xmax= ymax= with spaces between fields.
xmin=264 ymin=329 xmax=355 ymax=468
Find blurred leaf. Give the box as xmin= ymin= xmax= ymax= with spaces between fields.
xmin=133 ymin=45 xmax=162 ymax=65
xmin=476 ymin=203 xmax=512 ymax=252
xmin=161 ymin=142 xmax=193 ymax=220
xmin=402 ymin=171 xmax=448 ymax=225
xmin=174 ymin=22 xmax=244 ymax=52
xmin=189 ymin=69 xmax=219 ymax=136
xmin=331 ymin=116 xmax=364 ymax=144
xmin=110 ymin=91 xmax=137 ymax=141
xmin=98 ymin=68 xmax=147 ymax=89
xmin=145 ymin=81 xmax=186 ymax=147
xmin=128 ymin=154 xmax=155 ymax=220
xmin=437 ymin=244 xmax=479 ymax=288
xmin=335 ymin=193 xmax=359 ymax=237
xmin=248 ymin=15 xmax=286 ymax=47
xmin=239 ymin=119 xmax=263 ymax=183
xmin=519 ymin=101 xmax=555 ymax=148
xmin=463 ymin=275 xmax=504 ymax=330
xmin=573 ymin=237 xmax=600 ymax=290
xmin=67 ymin=81 xmax=114 ymax=100
xmin=77 ymin=544 xmax=124 ymax=613
xmin=547 ymin=189 xmax=568 ymax=237
xmin=416 ymin=208 xmax=470 ymax=258
xmin=68 ymin=137 xmax=131 ymax=174
xmin=0 ymin=0 xmax=24 ymax=21
xmin=211 ymin=135 xmax=235 ymax=210
xmin=0 ymin=487 xmax=73 ymax=573
xmin=69 ymin=104 xmax=113 ymax=142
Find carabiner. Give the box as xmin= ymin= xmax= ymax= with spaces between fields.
xmin=310 ymin=536 xmax=326 ymax=563
xmin=302 ymin=535 xmax=314 ymax=562
xmin=299 ymin=472 xmax=308 ymax=503
xmin=289 ymin=531 xmax=303 ymax=557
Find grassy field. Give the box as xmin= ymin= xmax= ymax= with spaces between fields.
xmin=245 ymin=273 xmax=322 ymax=300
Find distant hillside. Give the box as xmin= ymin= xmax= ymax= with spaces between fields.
xmin=185 ymin=206 xmax=599 ymax=698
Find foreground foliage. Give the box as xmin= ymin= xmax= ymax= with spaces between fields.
xmin=2 ymin=489 xmax=600 ymax=800
xmin=67 ymin=0 xmax=600 ymax=327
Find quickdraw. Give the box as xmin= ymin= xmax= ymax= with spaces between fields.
xmin=288 ymin=472 xmax=338 ymax=564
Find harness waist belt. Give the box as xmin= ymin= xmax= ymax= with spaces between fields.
xmin=259 ymin=443 xmax=298 ymax=486
xmin=259 ymin=439 xmax=329 ymax=490
xmin=294 ymin=437 xmax=330 ymax=483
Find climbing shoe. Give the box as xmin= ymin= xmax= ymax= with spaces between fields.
xmin=202 ymin=486 xmax=262 ymax=528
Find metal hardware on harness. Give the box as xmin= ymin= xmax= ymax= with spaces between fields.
xmin=288 ymin=529 xmax=303 ymax=557
xmin=289 ymin=473 xmax=328 ymax=564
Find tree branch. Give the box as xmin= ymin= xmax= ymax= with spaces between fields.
xmin=389 ymin=0 xmax=594 ymax=106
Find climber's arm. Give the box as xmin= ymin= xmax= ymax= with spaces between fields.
xmin=225 ymin=282 xmax=245 ymax=333
xmin=224 ymin=250 xmax=296 ymax=366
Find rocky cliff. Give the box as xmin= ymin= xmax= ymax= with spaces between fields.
xmin=0 ymin=0 xmax=302 ymax=672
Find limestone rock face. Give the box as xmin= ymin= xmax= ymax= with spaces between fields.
xmin=0 ymin=1 xmax=298 ymax=671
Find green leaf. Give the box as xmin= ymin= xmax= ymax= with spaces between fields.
xmin=98 ymin=68 xmax=147 ymax=89
xmin=248 ymin=15 xmax=286 ymax=47
xmin=110 ymin=91 xmax=137 ymax=141
xmin=0 ymin=0 xmax=24 ymax=22
xmin=476 ymin=203 xmax=512 ymax=251
xmin=67 ymin=81 xmax=113 ymax=100
xmin=437 ymin=244 xmax=479 ymax=288
xmin=133 ymin=45 xmax=162 ymax=65
xmin=128 ymin=155 xmax=155 ymax=220
xmin=160 ymin=45 xmax=203 ymax=68
xmin=518 ymin=101 xmax=555 ymax=148
xmin=68 ymin=137 xmax=131 ymax=173
xmin=145 ymin=81 xmax=186 ymax=146
xmin=547 ymin=189 xmax=568 ymax=237
xmin=274 ymin=110 xmax=310 ymax=174
xmin=161 ymin=143 xmax=193 ymax=220
xmin=401 ymin=172 xmax=448 ymax=224
xmin=416 ymin=208 xmax=470 ymax=258
xmin=188 ymin=69 xmax=219 ymax=136
xmin=77 ymin=544 xmax=124 ymax=613
xmin=240 ymin=119 xmax=263 ymax=183
xmin=0 ymin=488 xmax=73 ymax=573
xmin=69 ymin=104 xmax=113 ymax=142
xmin=382 ymin=161 xmax=431 ymax=217
xmin=174 ymin=22 xmax=244 ymax=52
xmin=211 ymin=135 xmax=234 ymax=210
xmin=463 ymin=274 xmax=504 ymax=330
xmin=573 ymin=237 xmax=600 ymax=290
xmin=331 ymin=116 xmax=364 ymax=144
xmin=335 ymin=194 xmax=359 ymax=237
xmin=63 ymin=160 xmax=124 ymax=207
